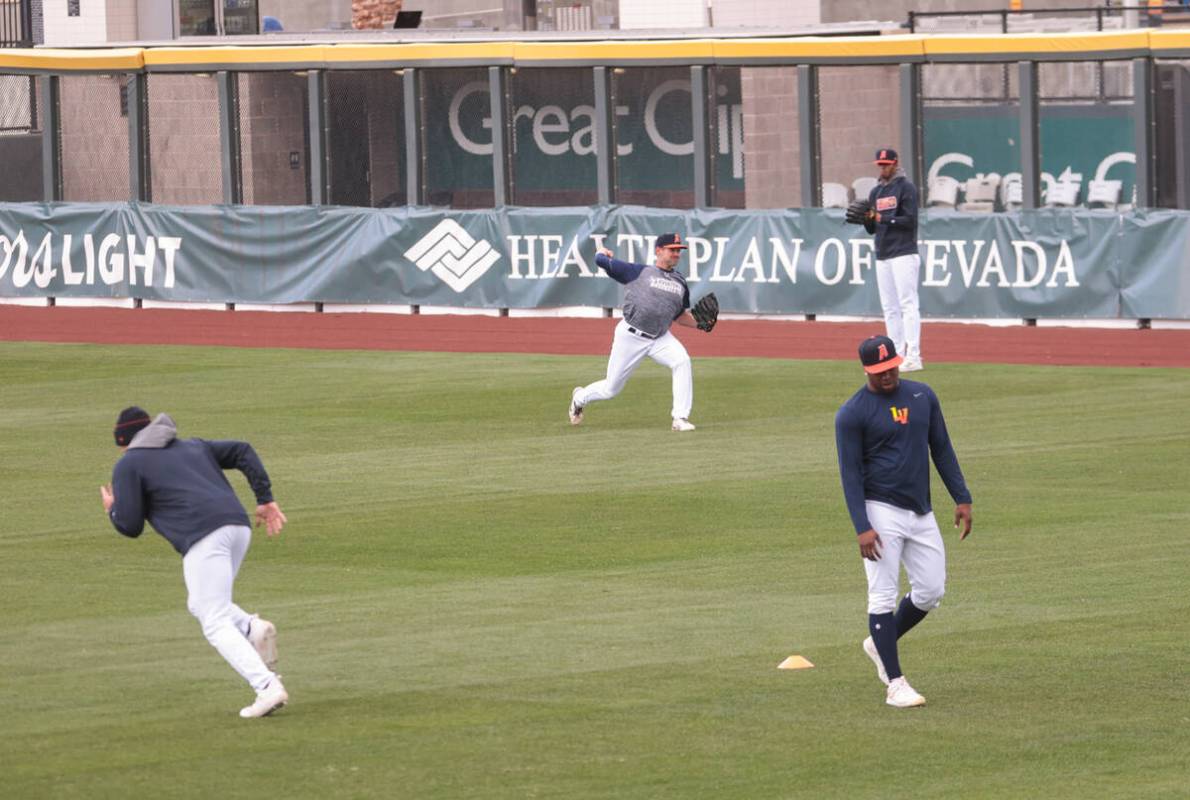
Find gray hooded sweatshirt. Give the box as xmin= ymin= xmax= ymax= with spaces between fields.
xmin=108 ymin=414 xmax=274 ymax=555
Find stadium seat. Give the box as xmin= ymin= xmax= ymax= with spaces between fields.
xmin=958 ymin=174 xmax=1000 ymax=213
xmin=851 ymin=176 xmax=878 ymax=202
xmin=1000 ymin=173 xmax=1023 ymax=210
xmin=822 ymin=182 xmax=850 ymax=209
xmin=1044 ymin=180 xmax=1081 ymax=207
xmin=1086 ymin=179 xmax=1122 ymax=209
xmin=926 ymin=175 xmax=960 ymax=209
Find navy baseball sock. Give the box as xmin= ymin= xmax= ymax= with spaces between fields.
xmin=869 ymin=612 xmax=902 ymax=681
xmin=895 ymin=594 xmax=930 ymax=639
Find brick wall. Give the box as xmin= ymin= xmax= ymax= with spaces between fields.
xmin=238 ymin=73 xmax=309 ymax=206
xmin=739 ymin=65 xmax=900 ymax=209
xmin=741 ymin=66 xmax=800 ymax=208
xmin=147 ymin=74 xmax=223 ymax=204
xmin=58 ymin=75 xmax=130 ymax=201
xmin=352 ymin=0 xmax=403 ymax=29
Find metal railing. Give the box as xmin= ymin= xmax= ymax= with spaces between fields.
xmin=0 ymin=0 xmax=32 ymax=48
xmin=908 ymin=4 xmax=1190 ymax=34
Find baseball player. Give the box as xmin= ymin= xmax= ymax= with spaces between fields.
xmin=568 ymin=234 xmax=717 ymax=431
xmin=845 ymin=148 xmax=924 ymax=372
xmin=100 ymin=407 xmax=290 ymax=719
xmin=834 ymin=335 xmax=973 ymax=708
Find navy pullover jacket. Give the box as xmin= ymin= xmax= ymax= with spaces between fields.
xmin=108 ymin=414 xmax=275 ymax=555
xmin=865 ymin=171 xmax=919 ymax=261
xmin=834 ymin=379 xmax=972 ymax=535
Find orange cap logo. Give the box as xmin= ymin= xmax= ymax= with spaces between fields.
xmin=878 ymin=343 xmax=888 ymax=360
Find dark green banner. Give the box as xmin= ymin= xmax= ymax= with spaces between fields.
xmin=1 ymin=202 xmax=1187 ymax=319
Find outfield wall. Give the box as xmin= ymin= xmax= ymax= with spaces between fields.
xmin=2 ymin=202 xmax=1188 ymax=320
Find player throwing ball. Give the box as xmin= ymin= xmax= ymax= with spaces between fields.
xmin=100 ymin=407 xmax=289 ymax=719
xmin=834 ymin=336 xmax=973 ymax=708
xmin=569 ymin=234 xmax=718 ymax=431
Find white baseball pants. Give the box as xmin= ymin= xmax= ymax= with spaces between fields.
xmin=875 ymin=253 xmax=922 ymax=361
xmin=862 ymin=500 xmax=946 ymax=615
xmin=182 ymin=524 xmax=274 ymax=692
xmin=575 ymin=319 xmax=692 ymax=421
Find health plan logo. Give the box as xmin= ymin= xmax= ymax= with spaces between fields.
xmin=403 ymin=219 xmax=501 ymax=293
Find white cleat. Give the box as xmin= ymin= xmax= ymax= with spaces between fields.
xmin=900 ymin=358 xmax=924 ymax=373
xmin=568 ymin=387 xmax=584 ymax=425
xmin=240 ymin=677 xmax=288 ymax=719
xmin=862 ymin=637 xmax=889 ymax=686
xmin=247 ymin=615 xmax=278 ymax=671
xmin=671 ymin=418 xmax=696 ymax=432
xmin=885 ymin=676 xmax=926 ymax=708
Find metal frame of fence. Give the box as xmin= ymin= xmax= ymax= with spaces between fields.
xmin=1 ymin=34 xmax=1184 ymax=211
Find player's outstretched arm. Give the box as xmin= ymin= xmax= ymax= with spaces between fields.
xmin=675 ymin=310 xmax=698 ymax=328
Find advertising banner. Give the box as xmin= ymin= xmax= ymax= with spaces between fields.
xmin=1 ymin=202 xmax=1187 ymax=319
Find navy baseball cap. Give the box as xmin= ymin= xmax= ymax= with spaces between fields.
xmin=859 ymin=335 xmax=903 ymax=374
xmin=114 ymin=406 xmax=151 ymax=446
xmin=655 ymin=233 xmax=688 ymax=250
xmin=874 ymin=148 xmax=898 ymax=165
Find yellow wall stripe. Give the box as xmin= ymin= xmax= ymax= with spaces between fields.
xmin=0 ymin=47 xmax=144 ymax=71
xmin=924 ymin=31 xmax=1150 ymax=56
xmin=0 ymin=31 xmax=1180 ymax=72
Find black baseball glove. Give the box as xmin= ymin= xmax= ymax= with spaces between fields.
xmin=691 ymin=293 xmax=719 ymax=333
xmin=845 ymin=198 xmax=873 ymax=225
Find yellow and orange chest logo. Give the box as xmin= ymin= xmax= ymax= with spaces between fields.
xmin=889 ymin=406 xmax=909 ymax=425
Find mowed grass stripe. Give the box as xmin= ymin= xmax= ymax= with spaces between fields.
xmin=0 ymin=342 xmax=1186 ymax=799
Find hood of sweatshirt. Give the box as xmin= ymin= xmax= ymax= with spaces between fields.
xmin=127 ymin=413 xmax=177 ymax=450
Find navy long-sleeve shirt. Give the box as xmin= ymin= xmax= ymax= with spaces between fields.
xmin=834 ymin=379 xmax=972 ymax=535
xmin=108 ymin=415 xmax=274 ymax=555
xmin=864 ymin=173 xmax=919 ymax=261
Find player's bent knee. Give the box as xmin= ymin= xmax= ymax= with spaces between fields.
xmin=912 ymin=585 xmax=945 ymax=610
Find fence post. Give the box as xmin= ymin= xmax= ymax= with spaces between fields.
xmin=403 ymin=68 xmax=423 ymax=205
xmin=307 ymin=69 xmax=327 ymax=205
xmin=488 ymin=65 xmax=511 ymax=207
xmin=40 ymin=75 xmax=61 ymax=202
xmin=1133 ymin=56 xmax=1156 ymax=208
xmin=1018 ymin=61 xmax=1041 ymax=209
xmin=797 ymin=65 xmax=821 ymax=207
xmin=899 ymin=63 xmax=923 ymax=189
xmin=691 ymin=65 xmax=713 ymax=209
xmin=217 ymin=71 xmax=242 ymax=204
xmin=127 ymin=73 xmax=150 ymax=202
xmin=593 ymin=65 xmax=615 ymax=205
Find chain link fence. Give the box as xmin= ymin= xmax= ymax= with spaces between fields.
xmin=819 ymin=66 xmax=900 ymax=208
xmin=508 ymin=67 xmax=596 ymax=206
xmin=237 ymin=71 xmax=309 ymax=206
xmin=612 ymin=66 xmax=693 ymax=208
xmin=326 ymin=70 xmax=405 ymax=208
xmin=0 ymin=72 xmax=39 ymax=201
xmin=147 ymin=73 xmax=224 ymax=205
xmin=59 ymin=74 xmax=131 ymax=202
xmin=421 ymin=67 xmax=492 ymax=208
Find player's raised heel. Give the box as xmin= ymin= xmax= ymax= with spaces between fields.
xmin=671 ymin=418 xmax=696 ymax=432
xmin=239 ymin=677 xmax=288 ymax=718
xmin=862 ymin=636 xmax=889 ymax=686
xmin=885 ymin=677 xmax=925 ymax=708
xmin=569 ymin=387 xmax=584 ymax=425
xmin=247 ymin=615 xmax=278 ymax=671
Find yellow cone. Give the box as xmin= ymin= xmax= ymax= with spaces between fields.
xmin=777 ymin=655 xmax=814 ymax=670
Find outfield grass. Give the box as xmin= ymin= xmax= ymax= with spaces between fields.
xmin=1 ymin=341 xmax=1187 ymax=799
